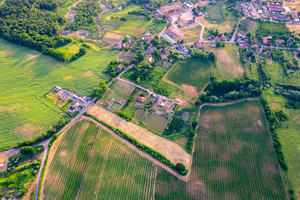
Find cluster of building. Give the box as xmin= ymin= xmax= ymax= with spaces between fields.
xmin=161 ymin=29 xmax=178 ymax=45
xmin=241 ymin=2 xmax=299 ymax=23
xmin=52 ymin=86 xmax=90 ymax=114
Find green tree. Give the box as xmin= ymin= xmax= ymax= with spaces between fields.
xmin=20 ymin=146 xmax=35 ymax=156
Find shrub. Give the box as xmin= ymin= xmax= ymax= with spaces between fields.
xmin=20 ymin=146 xmax=35 ymax=157
xmin=116 ymin=111 xmax=131 ymax=121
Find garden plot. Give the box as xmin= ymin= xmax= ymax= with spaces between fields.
xmin=102 ymin=80 xmax=136 ymax=112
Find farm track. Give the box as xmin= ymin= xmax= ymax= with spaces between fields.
xmin=82 ymin=116 xmax=190 ymax=182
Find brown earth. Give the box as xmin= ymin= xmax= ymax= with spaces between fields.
xmin=14 ymin=123 xmax=43 ymax=138
xmin=181 ymin=85 xmax=200 ymax=97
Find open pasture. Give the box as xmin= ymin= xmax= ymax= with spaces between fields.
xmin=206 ymin=44 xmax=244 ymax=79
xmin=166 ymin=58 xmax=212 ymax=92
xmin=42 ymin=120 xmax=156 ymax=200
xmin=101 ymin=5 xmax=166 ymax=38
xmin=0 ymin=39 xmax=119 ymax=151
xmin=155 ymin=100 xmax=286 ymax=200
xmin=206 ymin=3 xmax=224 ymax=22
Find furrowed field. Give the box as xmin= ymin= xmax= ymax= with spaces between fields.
xmin=0 ymin=39 xmax=119 ymax=150
xmin=155 ymin=100 xmax=286 ymax=199
xmin=42 ymin=120 xmax=156 ymax=200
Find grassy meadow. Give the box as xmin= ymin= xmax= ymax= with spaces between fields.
xmin=101 ymin=5 xmax=166 ymax=38
xmin=155 ymin=100 xmax=286 ymax=199
xmin=0 ymin=39 xmax=119 ymax=150
xmin=42 ymin=120 xmax=156 ymax=200
xmin=166 ymin=58 xmax=212 ymax=92
xmin=206 ymin=44 xmax=244 ymax=80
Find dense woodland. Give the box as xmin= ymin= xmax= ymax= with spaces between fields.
xmin=0 ymin=0 xmax=81 ymax=62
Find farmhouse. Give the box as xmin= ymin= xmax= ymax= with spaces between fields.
xmin=147 ymin=55 xmax=154 ymax=63
xmin=161 ymin=33 xmax=176 ymax=45
xmin=196 ymin=41 xmax=202 ymax=49
xmin=184 ymin=0 xmax=193 ymax=8
xmin=165 ymin=29 xmax=178 ymax=39
xmin=263 ymin=36 xmax=272 ymax=45
xmin=276 ymin=39 xmax=285 ymax=45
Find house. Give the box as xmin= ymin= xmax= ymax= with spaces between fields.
xmin=251 ymin=40 xmax=256 ymax=44
xmin=161 ymin=33 xmax=176 ymax=45
xmin=184 ymin=0 xmax=193 ymax=8
xmin=195 ymin=10 xmax=202 ymax=16
xmin=147 ymin=55 xmax=154 ymax=63
xmin=216 ymin=36 xmax=223 ymax=41
xmin=276 ymin=39 xmax=285 ymax=45
xmin=211 ymin=41 xmax=216 ymax=48
xmin=196 ymin=41 xmax=202 ymax=49
xmin=54 ymin=86 xmax=61 ymax=92
xmin=68 ymin=105 xmax=75 ymax=113
xmin=178 ymin=45 xmax=183 ymax=51
xmin=117 ymin=6 xmax=123 ymax=11
xmin=122 ymin=43 xmax=126 ymax=48
xmin=241 ymin=43 xmax=248 ymax=48
xmin=165 ymin=29 xmax=178 ymax=39
xmin=137 ymin=97 xmax=146 ymax=102
xmin=263 ymin=36 xmax=272 ymax=45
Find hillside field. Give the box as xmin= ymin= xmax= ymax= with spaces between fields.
xmin=155 ymin=100 xmax=286 ymax=199
xmin=42 ymin=120 xmax=156 ymax=200
xmin=0 ymin=39 xmax=119 ymax=150
xmin=166 ymin=58 xmax=212 ymax=92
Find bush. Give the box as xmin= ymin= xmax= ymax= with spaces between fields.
xmin=116 ymin=111 xmax=131 ymax=121
xmin=170 ymin=117 xmax=184 ymax=133
xmin=191 ymin=121 xmax=198 ymax=129
xmin=20 ymin=146 xmax=35 ymax=157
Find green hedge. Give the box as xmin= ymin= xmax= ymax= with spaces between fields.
xmin=83 ymin=113 xmax=188 ymax=176
xmin=260 ymin=98 xmax=288 ymax=170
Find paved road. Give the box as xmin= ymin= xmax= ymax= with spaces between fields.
xmin=34 ymin=144 xmax=49 ymax=200
xmin=34 ymin=98 xmax=96 ymax=200
xmin=117 ymin=77 xmax=181 ymax=105
xmin=108 ymin=64 xmax=133 ymax=86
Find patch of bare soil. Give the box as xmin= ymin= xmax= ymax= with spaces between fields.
xmin=181 ymin=85 xmax=200 ymax=97
xmin=59 ymin=150 xmax=67 ymax=157
xmin=4 ymin=50 xmax=13 ymax=56
xmin=270 ymin=102 xmax=281 ymax=109
xmin=263 ymin=162 xmax=276 ymax=173
xmin=0 ymin=106 xmax=14 ymax=113
xmin=291 ymin=115 xmax=300 ymax=122
xmin=64 ymin=76 xmax=73 ymax=80
xmin=255 ymin=120 xmax=262 ymax=127
xmin=14 ymin=123 xmax=43 ymax=137
xmin=25 ymin=53 xmax=39 ymax=60
xmin=209 ymin=167 xmax=229 ymax=180
xmin=84 ymin=70 xmax=95 ymax=76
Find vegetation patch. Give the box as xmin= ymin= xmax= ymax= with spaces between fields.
xmin=166 ymin=58 xmax=212 ymax=92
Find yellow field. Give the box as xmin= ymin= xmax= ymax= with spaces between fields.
xmin=287 ymin=24 xmax=300 ymax=35
xmin=87 ymin=104 xmax=192 ymax=168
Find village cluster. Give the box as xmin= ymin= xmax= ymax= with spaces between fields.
xmin=241 ymin=2 xmax=299 ymax=23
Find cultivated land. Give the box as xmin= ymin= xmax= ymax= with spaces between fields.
xmin=42 ymin=120 xmax=156 ymax=200
xmin=155 ymin=100 xmax=286 ymax=199
xmin=166 ymin=58 xmax=212 ymax=92
xmin=87 ymin=104 xmax=192 ymax=168
xmin=0 ymin=39 xmax=119 ymax=150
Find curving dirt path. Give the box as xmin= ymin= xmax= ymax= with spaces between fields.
xmin=65 ymin=0 xmax=85 ymax=24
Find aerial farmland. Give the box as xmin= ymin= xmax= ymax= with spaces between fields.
xmin=0 ymin=0 xmax=299 ymax=199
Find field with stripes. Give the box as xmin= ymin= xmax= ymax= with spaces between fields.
xmin=154 ymin=101 xmax=287 ymax=200
xmin=42 ymin=120 xmax=156 ymax=200
xmin=0 ymin=39 xmax=119 ymax=150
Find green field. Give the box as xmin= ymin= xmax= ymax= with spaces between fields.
xmin=0 ymin=39 xmax=119 ymax=150
xmin=263 ymin=89 xmax=300 ymax=196
xmin=166 ymin=58 xmax=212 ymax=92
xmin=155 ymin=100 xmax=286 ymax=199
xmin=101 ymin=5 xmax=166 ymax=38
xmin=206 ymin=3 xmax=224 ymax=22
xmin=42 ymin=120 xmax=156 ymax=200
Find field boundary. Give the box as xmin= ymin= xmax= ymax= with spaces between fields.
xmin=82 ymin=116 xmax=190 ymax=182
